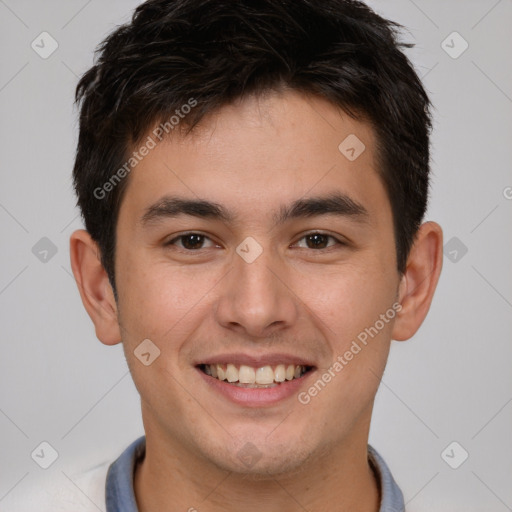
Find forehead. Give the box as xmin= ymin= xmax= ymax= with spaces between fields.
xmin=118 ymin=90 xmax=391 ymax=226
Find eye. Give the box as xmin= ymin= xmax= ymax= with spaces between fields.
xmin=292 ymin=232 xmax=345 ymax=250
xmin=165 ymin=231 xmax=345 ymax=252
xmin=165 ymin=232 xmax=217 ymax=250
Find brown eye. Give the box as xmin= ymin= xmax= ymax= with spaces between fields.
xmin=305 ymin=234 xmax=329 ymax=249
xmin=180 ymin=234 xmax=205 ymax=249
xmin=166 ymin=233 xmax=216 ymax=250
xmin=294 ymin=232 xmax=343 ymax=250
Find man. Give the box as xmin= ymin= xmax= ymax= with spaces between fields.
xmin=69 ymin=0 xmax=443 ymax=510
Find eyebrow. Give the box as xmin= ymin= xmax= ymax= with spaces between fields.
xmin=140 ymin=192 xmax=369 ymax=227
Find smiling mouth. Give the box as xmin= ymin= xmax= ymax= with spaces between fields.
xmin=198 ymin=363 xmax=314 ymax=388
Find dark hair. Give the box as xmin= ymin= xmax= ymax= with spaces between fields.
xmin=73 ymin=0 xmax=432 ymax=294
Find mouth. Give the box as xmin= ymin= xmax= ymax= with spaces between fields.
xmin=198 ymin=363 xmax=314 ymax=388
xmin=195 ymin=356 xmax=316 ymax=407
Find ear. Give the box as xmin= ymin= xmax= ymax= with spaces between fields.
xmin=69 ymin=229 xmax=122 ymax=345
xmin=392 ymin=221 xmax=443 ymax=341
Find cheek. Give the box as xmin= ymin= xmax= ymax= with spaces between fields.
xmin=116 ymin=253 xmax=220 ymax=350
xmin=298 ymin=261 xmax=398 ymax=339
xmin=300 ymin=282 xmax=397 ymax=434
xmin=323 ymin=269 xmax=398 ymax=399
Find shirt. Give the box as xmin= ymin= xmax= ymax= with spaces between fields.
xmin=105 ymin=436 xmax=405 ymax=512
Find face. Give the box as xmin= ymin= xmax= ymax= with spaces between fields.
xmin=112 ymin=90 xmax=402 ymax=474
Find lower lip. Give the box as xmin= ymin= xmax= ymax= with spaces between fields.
xmin=197 ymin=367 xmax=314 ymax=407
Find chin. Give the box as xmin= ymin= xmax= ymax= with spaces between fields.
xmin=203 ymin=430 xmax=318 ymax=477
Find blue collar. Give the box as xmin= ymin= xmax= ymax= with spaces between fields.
xmin=106 ymin=436 xmax=404 ymax=511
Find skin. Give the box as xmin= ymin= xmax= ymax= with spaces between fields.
xmin=70 ymin=89 xmax=443 ymax=512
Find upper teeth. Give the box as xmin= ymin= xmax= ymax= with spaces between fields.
xmin=203 ymin=364 xmax=306 ymax=384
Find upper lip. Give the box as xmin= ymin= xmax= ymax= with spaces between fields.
xmin=196 ymin=353 xmax=316 ymax=368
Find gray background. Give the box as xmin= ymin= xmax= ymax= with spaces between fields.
xmin=0 ymin=0 xmax=511 ymax=510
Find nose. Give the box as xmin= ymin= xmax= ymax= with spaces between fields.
xmin=214 ymin=245 xmax=299 ymax=338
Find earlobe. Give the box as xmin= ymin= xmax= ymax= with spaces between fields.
xmin=69 ymin=229 xmax=122 ymax=345
xmin=392 ymin=221 xmax=443 ymax=341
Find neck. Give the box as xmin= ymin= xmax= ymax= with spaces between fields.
xmin=134 ymin=420 xmax=380 ymax=512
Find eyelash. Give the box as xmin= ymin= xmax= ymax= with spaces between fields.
xmin=165 ymin=231 xmax=346 ymax=251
